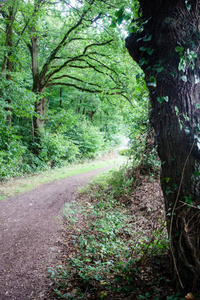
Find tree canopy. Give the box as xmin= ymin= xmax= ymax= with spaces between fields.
xmin=0 ymin=0 xmax=148 ymax=178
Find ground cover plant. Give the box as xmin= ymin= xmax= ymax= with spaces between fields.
xmin=48 ymin=161 xmax=181 ymax=299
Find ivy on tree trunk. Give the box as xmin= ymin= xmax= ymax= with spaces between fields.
xmin=126 ymin=0 xmax=200 ymax=295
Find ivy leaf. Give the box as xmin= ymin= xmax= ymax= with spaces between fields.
xmin=196 ymin=103 xmax=200 ymax=109
xmin=194 ymin=170 xmax=200 ymax=177
xmin=164 ymin=96 xmax=169 ymax=102
xmin=143 ymin=35 xmax=152 ymax=42
xmin=147 ymin=82 xmax=156 ymax=87
xmin=184 ymin=127 xmax=190 ymax=135
xmin=156 ymin=67 xmax=164 ymax=73
xmin=147 ymin=76 xmax=156 ymax=87
xmin=175 ymin=45 xmax=184 ymax=53
xmin=181 ymin=75 xmax=187 ymax=82
xmin=178 ymin=58 xmax=186 ymax=72
xmin=157 ymin=97 xmax=164 ymax=103
xmin=185 ymin=0 xmax=191 ymax=11
xmin=147 ymin=48 xmax=154 ymax=56
xmin=139 ymin=46 xmax=149 ymax=51
xmin=139 ymin=57 xmax=149 ymax=66
xmin=157 ymin=96 xmax=169 ymax=103
xmin=175 ymin=106 xmax=179 ymax=114
xmin=184 ymin=196 xmax=193 ymax=204
xmin=139 ymin=46 xmax=154 ymax=56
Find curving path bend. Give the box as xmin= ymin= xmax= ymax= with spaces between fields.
xmin=0 ymin=166 xmax=112 ymax=300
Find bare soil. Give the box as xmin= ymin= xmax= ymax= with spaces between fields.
xmin=0 ymin=166 xmax=113 ymax=300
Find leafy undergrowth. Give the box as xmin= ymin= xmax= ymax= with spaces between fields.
xmin=48 ymin=165 xmax=182 ymax=300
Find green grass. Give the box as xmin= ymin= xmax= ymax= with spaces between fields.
xmin=0 ymin=154 xmax=127 ymax=198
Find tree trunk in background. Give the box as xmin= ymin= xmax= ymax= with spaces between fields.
xmin=34 ymin=93 xmax=46 ymax=129
xmin=77 ymin=99 xmax=82 ymax=114
xmin=88 ymin=110 xmax=96 ymax=122
xmin=126 ymin=0 xmax=200 ymax=295
xmin=30 ymin=26 xmax=45 ymax=131
xmin=1 ymin=6 xmax=14 ymax=126
xmin=5 ymin=46 xmax=12 ymax=126
xmin=60 ymin=87 xmax=62 ymax=108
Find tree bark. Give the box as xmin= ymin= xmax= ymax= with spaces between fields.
xmin=126 ymin=0 xmax=200 ymax=295
xmin=30 ymin=26 xmax=46 ymax=131
xmin=1 ymin=6 xmax=15 ymax=126
xmin=88 ymin=110 xmax=96 ymax=122
xmin=5 ymin=51 xmax=12 ymax=126
xmin=60 ymin=87 xmax=62 ymax=108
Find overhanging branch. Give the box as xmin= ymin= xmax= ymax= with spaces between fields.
xmin=47 ymin=81 xmax=133 ymax=107
xmin=83 ymin=39 xmax=113 ymax=54
xmin=50 ymin=74 xmax=102 ymax=88
xmin=47 ymin=82 xmax=102 ymax=93
xmin=43 ymin=41 xmax=113 ymax=86
xmin=39 ymin=3 xmax=93 ymax=83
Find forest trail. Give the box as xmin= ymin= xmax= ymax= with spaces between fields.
xmin=0 ymin=165 xmax=113 ymax=300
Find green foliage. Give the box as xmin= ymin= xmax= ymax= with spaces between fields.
xmin=175 ymin=43 xmax=198 ymax=76
xmin=50 ymin=196 xmax=137 ymax=298
xmin=49 ymin=167 xmax=168 ymax=299
xmin=47 ymin=109 xmax=106 ymax=159
xmin=110 ymin=1 xmax=140 ymax=33
xmin=0 ymin=75 xmax=36 ymax=119
xmin=106 ymin=164 xmax=135 ymax=196
xmin=185 ymin=0 xmax=191 ymax=11
xmin=119 ymin=148 xmax=130 ymax=156
xmin=38 ymin=130 xmax=79 ymax=166
xmin=0 ymin=0 xmax=149 ymax=180
xmin=167 ymin=293 xmax=185 ymax=300
xmin=64 ymin=120 xmax=105 ymax=158
xmin=157 ymin=96 xmax=169 ymax=103
xmin=0 ymin=125 xmax=26 ymax=179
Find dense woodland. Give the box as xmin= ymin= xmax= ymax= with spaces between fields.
xmin=0 ymin=0 xmax=148 ymax=179
xmin=2 ymin=0 xmax=200 ymax=299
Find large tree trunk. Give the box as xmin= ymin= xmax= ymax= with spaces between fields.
xmin=126 ymin=0 xmax=200 ymax=295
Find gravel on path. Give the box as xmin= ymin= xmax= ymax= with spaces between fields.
xmin=0 ymin=166 xmax=112 ymax=300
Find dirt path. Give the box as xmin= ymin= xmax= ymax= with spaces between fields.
xmin=0 ymin=166 xmax=112 ymax=300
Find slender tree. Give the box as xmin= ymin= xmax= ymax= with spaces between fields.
xmin=1 ymin=0 xmax=17 ymax=125
xmin=126 ymin=0 xmax=200 ymax=295
xmin=0 ymin=0 xmax=41 ymax=127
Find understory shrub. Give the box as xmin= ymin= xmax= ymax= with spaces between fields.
xmin=0 ymin=125 xmax=27 ymax=179
xmin=62 ymin=119 xmax=105 ymax=158
xmin=0 ymin=110 xmax=108 ymax=179
xmin=38 ymin=130 xmax=79 ymax=166
xmin=47 ymin=109 xmax=106 ymax=158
